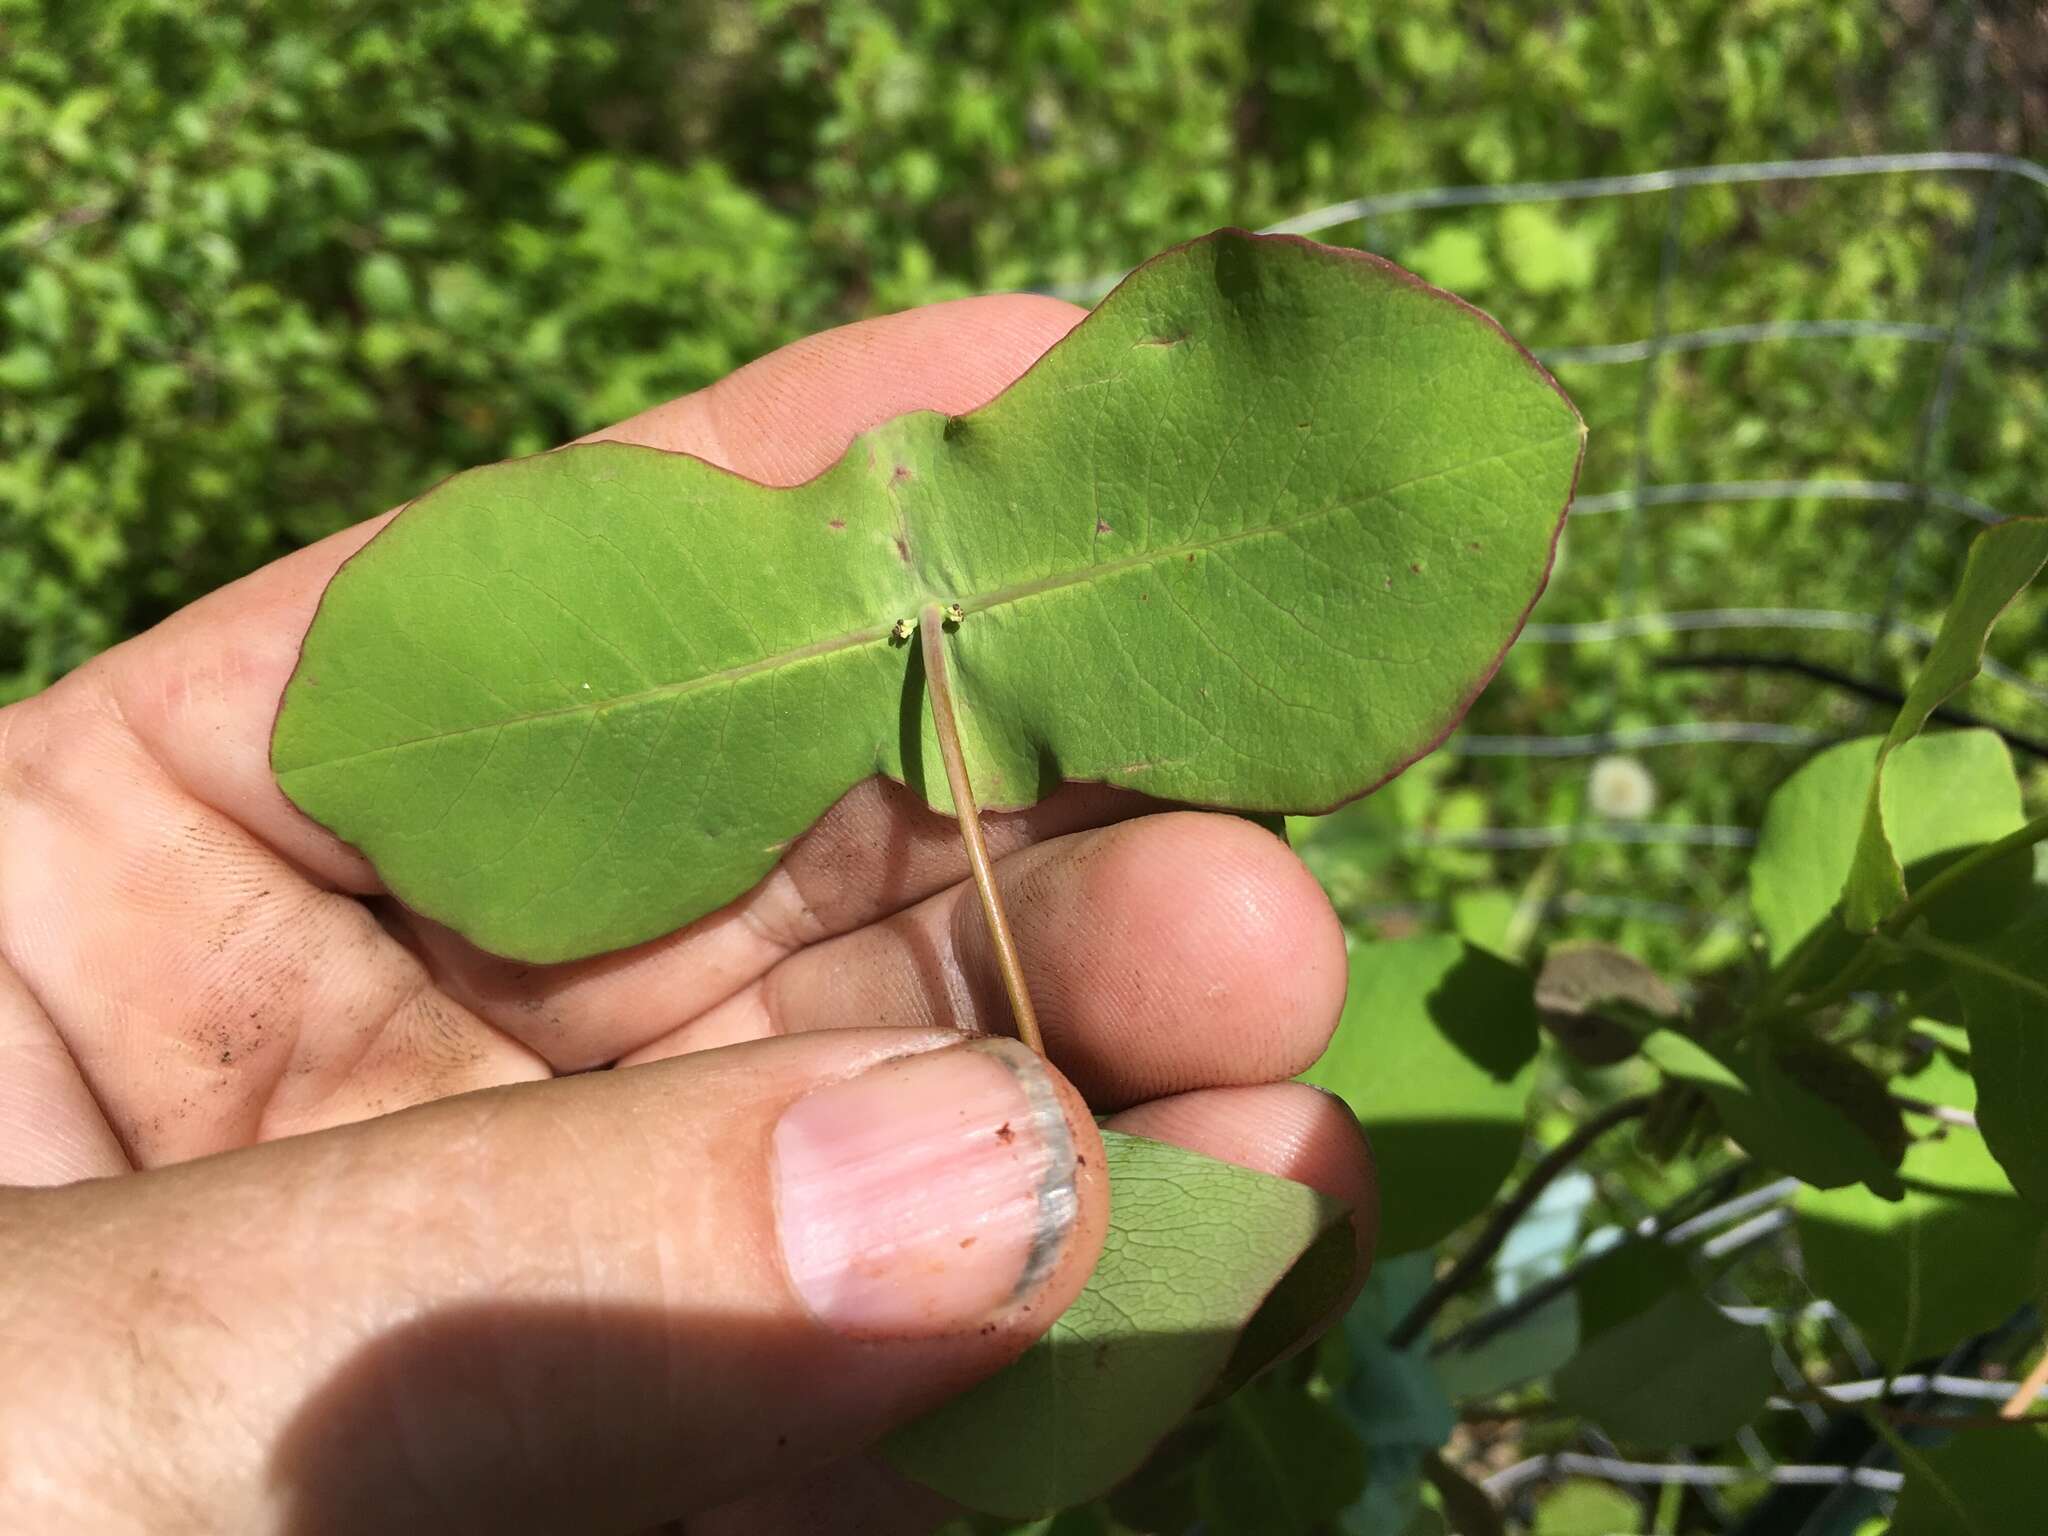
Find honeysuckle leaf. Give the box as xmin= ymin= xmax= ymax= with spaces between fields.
xmin=1938 ymin=910 xmax=2048 ymax=1205
xmin=272 ymin=230 xmax=1582 ymax=963
xmin=1750 ymin=729 xmax=2026 ymax=966
xmin=884 ymin=1130 xmax=1356 ymax=1520
xmin=1550 ymin=1243 xmax=1772 ymax=1446
xmin=1840 ymin=515 xmax=2048 ymax=934
xmin=1796 ymin=1059 xmax=2038 ymax=1370
xmin=1641 ymin=1027 xmax=1904 ymax=1195
xmin=1890 ymin=1425 xmax=2048 ymax=1536
xmin=1304 ymin=936 xmax=1540 ymax=1255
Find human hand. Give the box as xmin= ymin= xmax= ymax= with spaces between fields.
xmin=0 ymin=295 xmax=1373 ymax=1535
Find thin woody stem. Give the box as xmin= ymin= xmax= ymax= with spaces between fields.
xmin=919 ymin=604 xmax=1046 ymax=1056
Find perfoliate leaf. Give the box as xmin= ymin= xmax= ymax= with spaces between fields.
xmin=1942 ymin=910 xmax=2048 ymax=1205
xmin=1889 ymin=1424 xmax=2048 ymax=1536
xmin=1797 ymin=1114 xmax=2040 ymax=1370
xmin=1840 ymin=516 xmax=2048 ymax=933
xmin=1305 ymin=936 xmax=1540 ymax=1255
xmin=1641 ymin=1028 xmax=1903 ymax=1194
xmin=1749 ymin=730 xmax=2026 ymax=965
xmin=272 ymin=230 xmax=1583 ymax=962
xmin=884 ymin=1130 xmax=1355 ymax=1520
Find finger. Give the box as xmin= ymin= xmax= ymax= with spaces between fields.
xmin=0 ymin=1029 xmax=1106 ymax=1534
xmin=0 ymin=686 xmax=551 ymax=1168
xmin=0 ymin=957 xmax=129 ymax=1185
xmin=91 ymin=293 xmax=1086 ymax=899
xmin=400 ymin=776 xmax=1159 ymax=1072
xmin=619 ymin=811 xmax=1349 ymax=1111
xmin=689 ymin=1081 xmax=1379 ymax=1536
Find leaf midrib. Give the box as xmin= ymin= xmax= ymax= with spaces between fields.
xmin=278 ymin=428 xmax=1578 ymax=775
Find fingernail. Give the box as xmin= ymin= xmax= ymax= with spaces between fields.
xmin=773 ymin=1039 xmax=1077 ymax=1336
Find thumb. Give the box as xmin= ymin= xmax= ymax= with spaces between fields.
xmin=1 ymin=1028 xmax=1106 ymax=1535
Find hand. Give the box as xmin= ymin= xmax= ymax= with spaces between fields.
xmin=0 ymin=295 xmax=1374 ymax=1535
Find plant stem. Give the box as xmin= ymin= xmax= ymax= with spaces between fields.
xmin=1761 ymin=810 xmax=2048 ymax=1024
xmin=919 ymin=603 xmax=1045 ymax=1056
xmin=1881 ymin=809 xmax=2048 ymax=937
xmin=2002 ymin=1346 xmax=2048 ymax=1420
xmin=1387 ymin=1094 xmax=1653 ymax=1350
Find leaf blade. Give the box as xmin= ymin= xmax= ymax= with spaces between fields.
xmin=274 ymin=231 xmax=1583 ymax=962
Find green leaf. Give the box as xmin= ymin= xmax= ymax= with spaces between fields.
xmin=1531 ymin=1481 xmax=1640 ymax=1536
xmin=1889 ymin=1425 xmax=2048 ymax=1536
xmin=272 ymin=231 xmax=1584 ymax=963
xmin=1939 ymin=911 xmax=2048 ymax=1205
xmin=1750 ymin=731 xmax=2026 ymax=964
xmin=1641 ymin=1028 xmax=1904 ymax=1194
xmin=1841 ymin=516 xmax=2048 ymax=932
xmin=885 ymin=1129 xmax=1355 ymax=1520
xmin=1796 ymin=1115 xmax=2040 ymax=1369
xmin=1198 ymin=1383 xmax=1367 ymax=1536
xmin=1305 ymin=936 xmax=1540 ymax=1255
xmin=1551 ymin=1243 xmax=1773 ymax=1445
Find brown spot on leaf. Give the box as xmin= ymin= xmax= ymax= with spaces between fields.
xmin=1410 ymin=562 xmax=1423 ymax=574
xmin=827 ymin=518 xmax=845 ymax=531
xmin=995 ymin=1121 xmax=1015 ymax=1145
xmin=891 ymin=463 xmax=912 ymax=483
xmin=893 ymin=536 xmax=910 ymax=565
xmin=1095 ymin=519 xmax=1112 ymax=534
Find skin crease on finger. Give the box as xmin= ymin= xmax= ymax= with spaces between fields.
xmin=0 ymin=293 xmax=1372 ymax=1535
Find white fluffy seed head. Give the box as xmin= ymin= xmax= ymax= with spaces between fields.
xmin=1589 ymin=753 xmax=1658 ymax=821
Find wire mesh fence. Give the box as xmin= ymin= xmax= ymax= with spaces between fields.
xmin=1058 ymin=153 xmax=2048 ymax=1531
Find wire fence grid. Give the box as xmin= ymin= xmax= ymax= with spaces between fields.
xmin=1063 ymin=152 xmax=2048 ymax=1532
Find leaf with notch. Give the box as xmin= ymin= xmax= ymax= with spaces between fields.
xmin=272 ymin=231 xmax=1583 ymax=963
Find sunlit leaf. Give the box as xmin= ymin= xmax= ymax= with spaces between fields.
xmin=1841 ymin=516 xmax=2048 ymax=932
xmin=1797 ymin=1092 xmax=2039 ymax=1370
xmin=1306 ymin=936 xmax=1540 ymax=1255
xmin=1749 ymin=730 xmax=2026 ymax=965
xmin=273 ymin=231 xmax=1582 ymax=962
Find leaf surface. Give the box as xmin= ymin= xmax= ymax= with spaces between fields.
xmin=1840 ymin=515 xmax=2048 ymax=933
xmin=1889 ymin=1425 xmax=2048 ymax=1536
xmin=1749 ymin=730 xmax=2025 ymax=964
xmin=273 ymin=231 xmax=1583 ymax=962
xmin=1641 ymin=1028 xmax=1903 ymax=1194
xmin=1941 ymin=910 xmax=2048 ymax=1204
xmin=1304 ymin=936 xmax=1540 ymax=1254
xmin=1550 ymin=1242 xmax=1773 ymax=1446
xmin=884 ymin=1129 xmax=1354 ymax=1519
xmin=1796 ymin=1082 xmax=2039 ymax=1370
xmin=1197 ymin=1383 xmax=1367 ymax=1536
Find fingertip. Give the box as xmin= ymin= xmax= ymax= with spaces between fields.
xmin=1042 ymin=810 xmax=1349 ymax=1103
xmin=588 ymin=293 xmax=1089 ymax=485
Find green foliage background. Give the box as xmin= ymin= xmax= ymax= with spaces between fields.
xmin=5 ymin=0 xmax=2042 ymax=707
